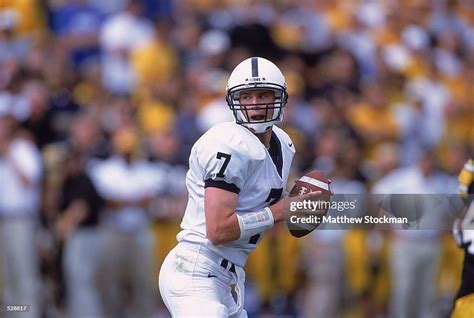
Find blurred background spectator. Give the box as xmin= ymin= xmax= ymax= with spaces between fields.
xmin=0 ymin=105 xmax=43 ymax=317
xmin=0 ymin=0 xmax=473 ymax=317
xmin=90 ymin=124 xmax=156 ymax=317
xmin=49 ymin=113 xmax=107 ymax=318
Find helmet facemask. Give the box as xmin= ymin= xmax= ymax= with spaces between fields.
xmin=226 ymin=83 xmax=288 ymax=134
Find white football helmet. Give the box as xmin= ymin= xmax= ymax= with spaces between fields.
xmin=226 ymin=57 xmax=288 ymax=134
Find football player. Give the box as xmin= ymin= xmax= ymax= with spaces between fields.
xmin=452 ymin=157 xmax=474 ymax=318
xmin=158 ymin=57 xmax=326 ymax=317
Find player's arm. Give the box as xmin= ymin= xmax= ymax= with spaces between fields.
xmin=205 ymin=187 xmax=240 ymax=245
xmin=204 ymin=188 xmax=323 ymax=244
xmin=199 ymin=138 xmax=260 ymax=245
xmin=205 ymin=186 xmax=327 ymax=245
xmin=204 ymin=185 xmax=277 ymax=245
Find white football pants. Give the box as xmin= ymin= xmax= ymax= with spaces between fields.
xmin=159 ymin=243 xmax=248 ymax=318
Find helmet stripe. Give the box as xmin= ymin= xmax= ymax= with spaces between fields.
xmin=251 ymin=57 xmax=258 ymax=77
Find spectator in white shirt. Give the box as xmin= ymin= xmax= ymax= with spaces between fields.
xmin=0 ymin=109 xmax=43 ymax=318
xmin=371 ymin=148 xmax=455 ymax=318
xmin=91 ymin=125 xmax=156 ymax=317
xmin=99 ymin=0 xmax=155 ymax=94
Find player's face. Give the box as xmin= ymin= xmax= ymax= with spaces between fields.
xmin=239 ymin=89 xmax=276 ymax=122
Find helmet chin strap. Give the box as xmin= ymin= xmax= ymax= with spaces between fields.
xmin=242 ymin=121 xmax=277 ymax=134
xmin=234 ymin=105 xmax=284 ymax=134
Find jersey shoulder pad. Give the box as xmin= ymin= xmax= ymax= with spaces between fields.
xmin=197 ymin=122 xmax=267 ymax=161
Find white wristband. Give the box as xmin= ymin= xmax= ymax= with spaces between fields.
xmin=236 ymin=207 xmax=274 ymax=240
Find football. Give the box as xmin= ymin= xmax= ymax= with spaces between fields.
xmin=289 ymin=170 xmax=331 ymax=198
xmin=287 ymin=170 xmax=331 ymax=237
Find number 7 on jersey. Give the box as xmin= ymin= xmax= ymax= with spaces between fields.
xmin=216 ymin=152 xmax=232 ymax=178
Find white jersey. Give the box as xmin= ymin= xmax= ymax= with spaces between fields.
xmin=177 ymin=122 xmax=295 ymax=267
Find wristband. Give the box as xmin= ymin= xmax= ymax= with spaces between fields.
xmin=236 ymin=207 xmax=274 ymax=240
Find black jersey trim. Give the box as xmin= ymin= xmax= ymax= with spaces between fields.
xmin=269 ymin=131 xmax=283 ymax=178
xmin=204 ymin=179 xmax=240 ymax=194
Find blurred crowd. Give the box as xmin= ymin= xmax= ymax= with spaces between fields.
xmin=0 ymin=0 xmax=473 ymax=317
